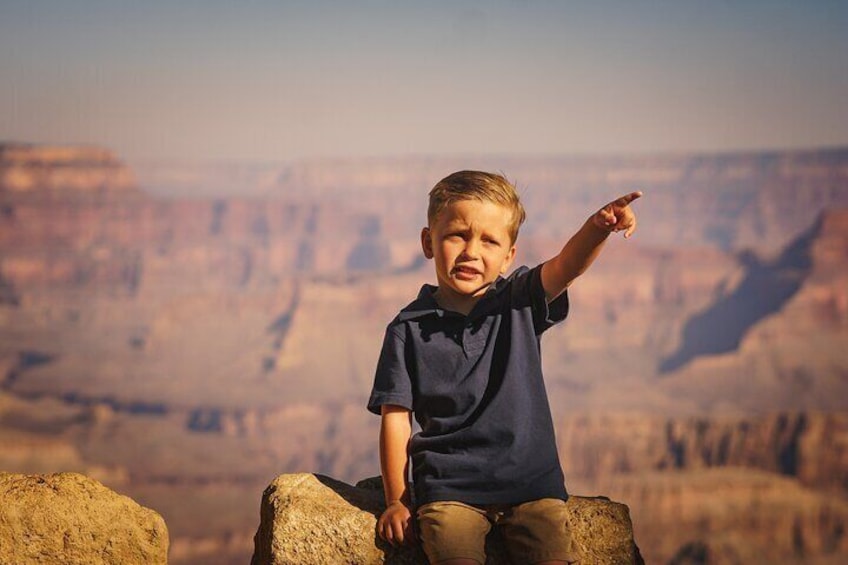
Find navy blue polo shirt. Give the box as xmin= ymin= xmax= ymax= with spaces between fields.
xmin=368 ymin=264 xmax=569 ymax=507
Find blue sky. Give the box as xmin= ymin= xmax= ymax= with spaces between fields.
xmin=1 ymin=0 xmax=847 ymax=162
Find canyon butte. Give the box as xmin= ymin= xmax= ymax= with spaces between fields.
xmin=1 ymin=142 xmax=847 ymax=564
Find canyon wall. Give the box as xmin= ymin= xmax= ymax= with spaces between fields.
xmin=0 ymin=144 xmax=137 ymax=194
xmin=1 ymin=143 xmax=847 ymax=564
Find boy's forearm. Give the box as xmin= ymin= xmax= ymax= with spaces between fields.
xmin=542 ymin=217 xmax=610 ymax=300
xmin=379 ymin=406 xmax=412 ymax=506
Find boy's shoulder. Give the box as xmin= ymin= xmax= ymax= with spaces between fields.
xmin=382 ymin=283 xmax=440 ymax=337
xmin=396 ymin=283 xmax=439 ymax=320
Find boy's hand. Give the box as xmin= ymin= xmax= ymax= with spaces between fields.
xmin=377 ymin=500 xmax=416 ymax=547
xmin=592 ymin=191 xmax=642 ymax=238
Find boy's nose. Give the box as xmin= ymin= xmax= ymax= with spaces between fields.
xmin=462 ymin=239 xmax=481 ymax=258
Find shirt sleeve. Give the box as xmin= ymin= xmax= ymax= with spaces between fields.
xmin=510 ymin=264 xmax=569 ymax=335
xmin=367 ymin=324 xmax=414 ymax=415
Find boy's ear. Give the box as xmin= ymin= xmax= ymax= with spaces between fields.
xmin=500 ymin=244 xmax=517 ymax=274
xmin=421 ymin=227 xmax=434 ymax=259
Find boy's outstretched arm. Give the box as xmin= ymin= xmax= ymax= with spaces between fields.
xmin=377 ymin=404 xmax=415 ymax=546
xmin=541 ymin=191 xmax=642 ymax=301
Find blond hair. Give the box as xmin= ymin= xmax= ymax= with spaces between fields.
xmin=427 ymin=170 xmax=526 ymax=243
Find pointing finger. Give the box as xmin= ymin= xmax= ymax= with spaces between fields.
xmin=615 ymin=191 xmax=643 ymax=206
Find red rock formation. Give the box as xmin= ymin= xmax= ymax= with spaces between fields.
xmin=0 ymin=143 xmax=137 ymax=194
xmin=602 ymin=468 xmax=848 ymax=564
xmin=2 ymin=144 xmax=848 ymax=564
xmin=557 ymin=412 xmax=848 ymax=495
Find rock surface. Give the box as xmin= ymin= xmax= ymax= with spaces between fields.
xmin=251 ymin=473 xmax=642 ymax=564
xmin=0 ymin=472 xmax=169 ymax=565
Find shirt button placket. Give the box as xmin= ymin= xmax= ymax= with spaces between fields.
xmin=464 ymin=318 xmax=488 ymax=356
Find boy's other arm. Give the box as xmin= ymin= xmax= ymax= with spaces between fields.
xmin=541 ymin=191 xmax=642 ymax=301
xmin=377 ymin=404 xmax=415 ymax=546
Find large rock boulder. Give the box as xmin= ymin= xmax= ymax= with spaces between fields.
xmin=252 ymin=473 xmax=643 ymax=564
xmin=0 ymin=472 xmax=168 ymax=565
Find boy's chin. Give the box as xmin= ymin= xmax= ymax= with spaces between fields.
xmin=448 ymin=279 xmax=494 ymax=297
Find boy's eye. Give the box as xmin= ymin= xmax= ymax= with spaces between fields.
xmin=483 ymin=237 xmax=500 ymax=246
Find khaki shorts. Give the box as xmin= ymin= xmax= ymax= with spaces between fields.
xmin=416 ymin=498 xmax=578 ymax=564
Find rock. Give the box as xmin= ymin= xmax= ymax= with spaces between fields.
xmin=0 ymin=472 xmax=169 ymax=565
xmin=251 ymin=473 xmax=643 ymax=564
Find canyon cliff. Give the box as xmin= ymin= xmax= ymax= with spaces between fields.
xmin=1 ymin=143 xmax=846 ymax=564
xmin=0 ymin=143 xmax=137 ymax=194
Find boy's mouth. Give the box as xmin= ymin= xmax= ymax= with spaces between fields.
xmin=451 ymin=265 xmax=482 ymax=280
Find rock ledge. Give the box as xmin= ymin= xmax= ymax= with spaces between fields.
xmin=252 ymin=473 xmax=643 ymax=564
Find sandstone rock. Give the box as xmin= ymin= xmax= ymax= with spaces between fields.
xmin=251 ymin=473 xmax=643 ymax=564
xmin=0 ymin=472 xmax=168 ymax=565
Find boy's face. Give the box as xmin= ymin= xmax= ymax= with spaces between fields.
xmin=421 ymin=198 xmax=517 ymax=307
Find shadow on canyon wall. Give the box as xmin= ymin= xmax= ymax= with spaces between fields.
xmin=659 ymin=214 xmax=823 ymax=373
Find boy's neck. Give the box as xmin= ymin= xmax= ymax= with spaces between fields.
xmin=432 ymin=286 xmax=484 ymax=316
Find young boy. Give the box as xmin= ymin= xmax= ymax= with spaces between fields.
xmin=367 ymin=170 xmax=640 ymax=565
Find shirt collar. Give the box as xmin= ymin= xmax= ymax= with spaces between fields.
xmin=397 ymin=285 xmax=443 ymax=322
xmin=397 ymin=274 xmax=510 ymax=322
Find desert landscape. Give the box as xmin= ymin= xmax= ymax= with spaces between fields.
xmin=1 ymin=142 xmax=847 ymax=564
